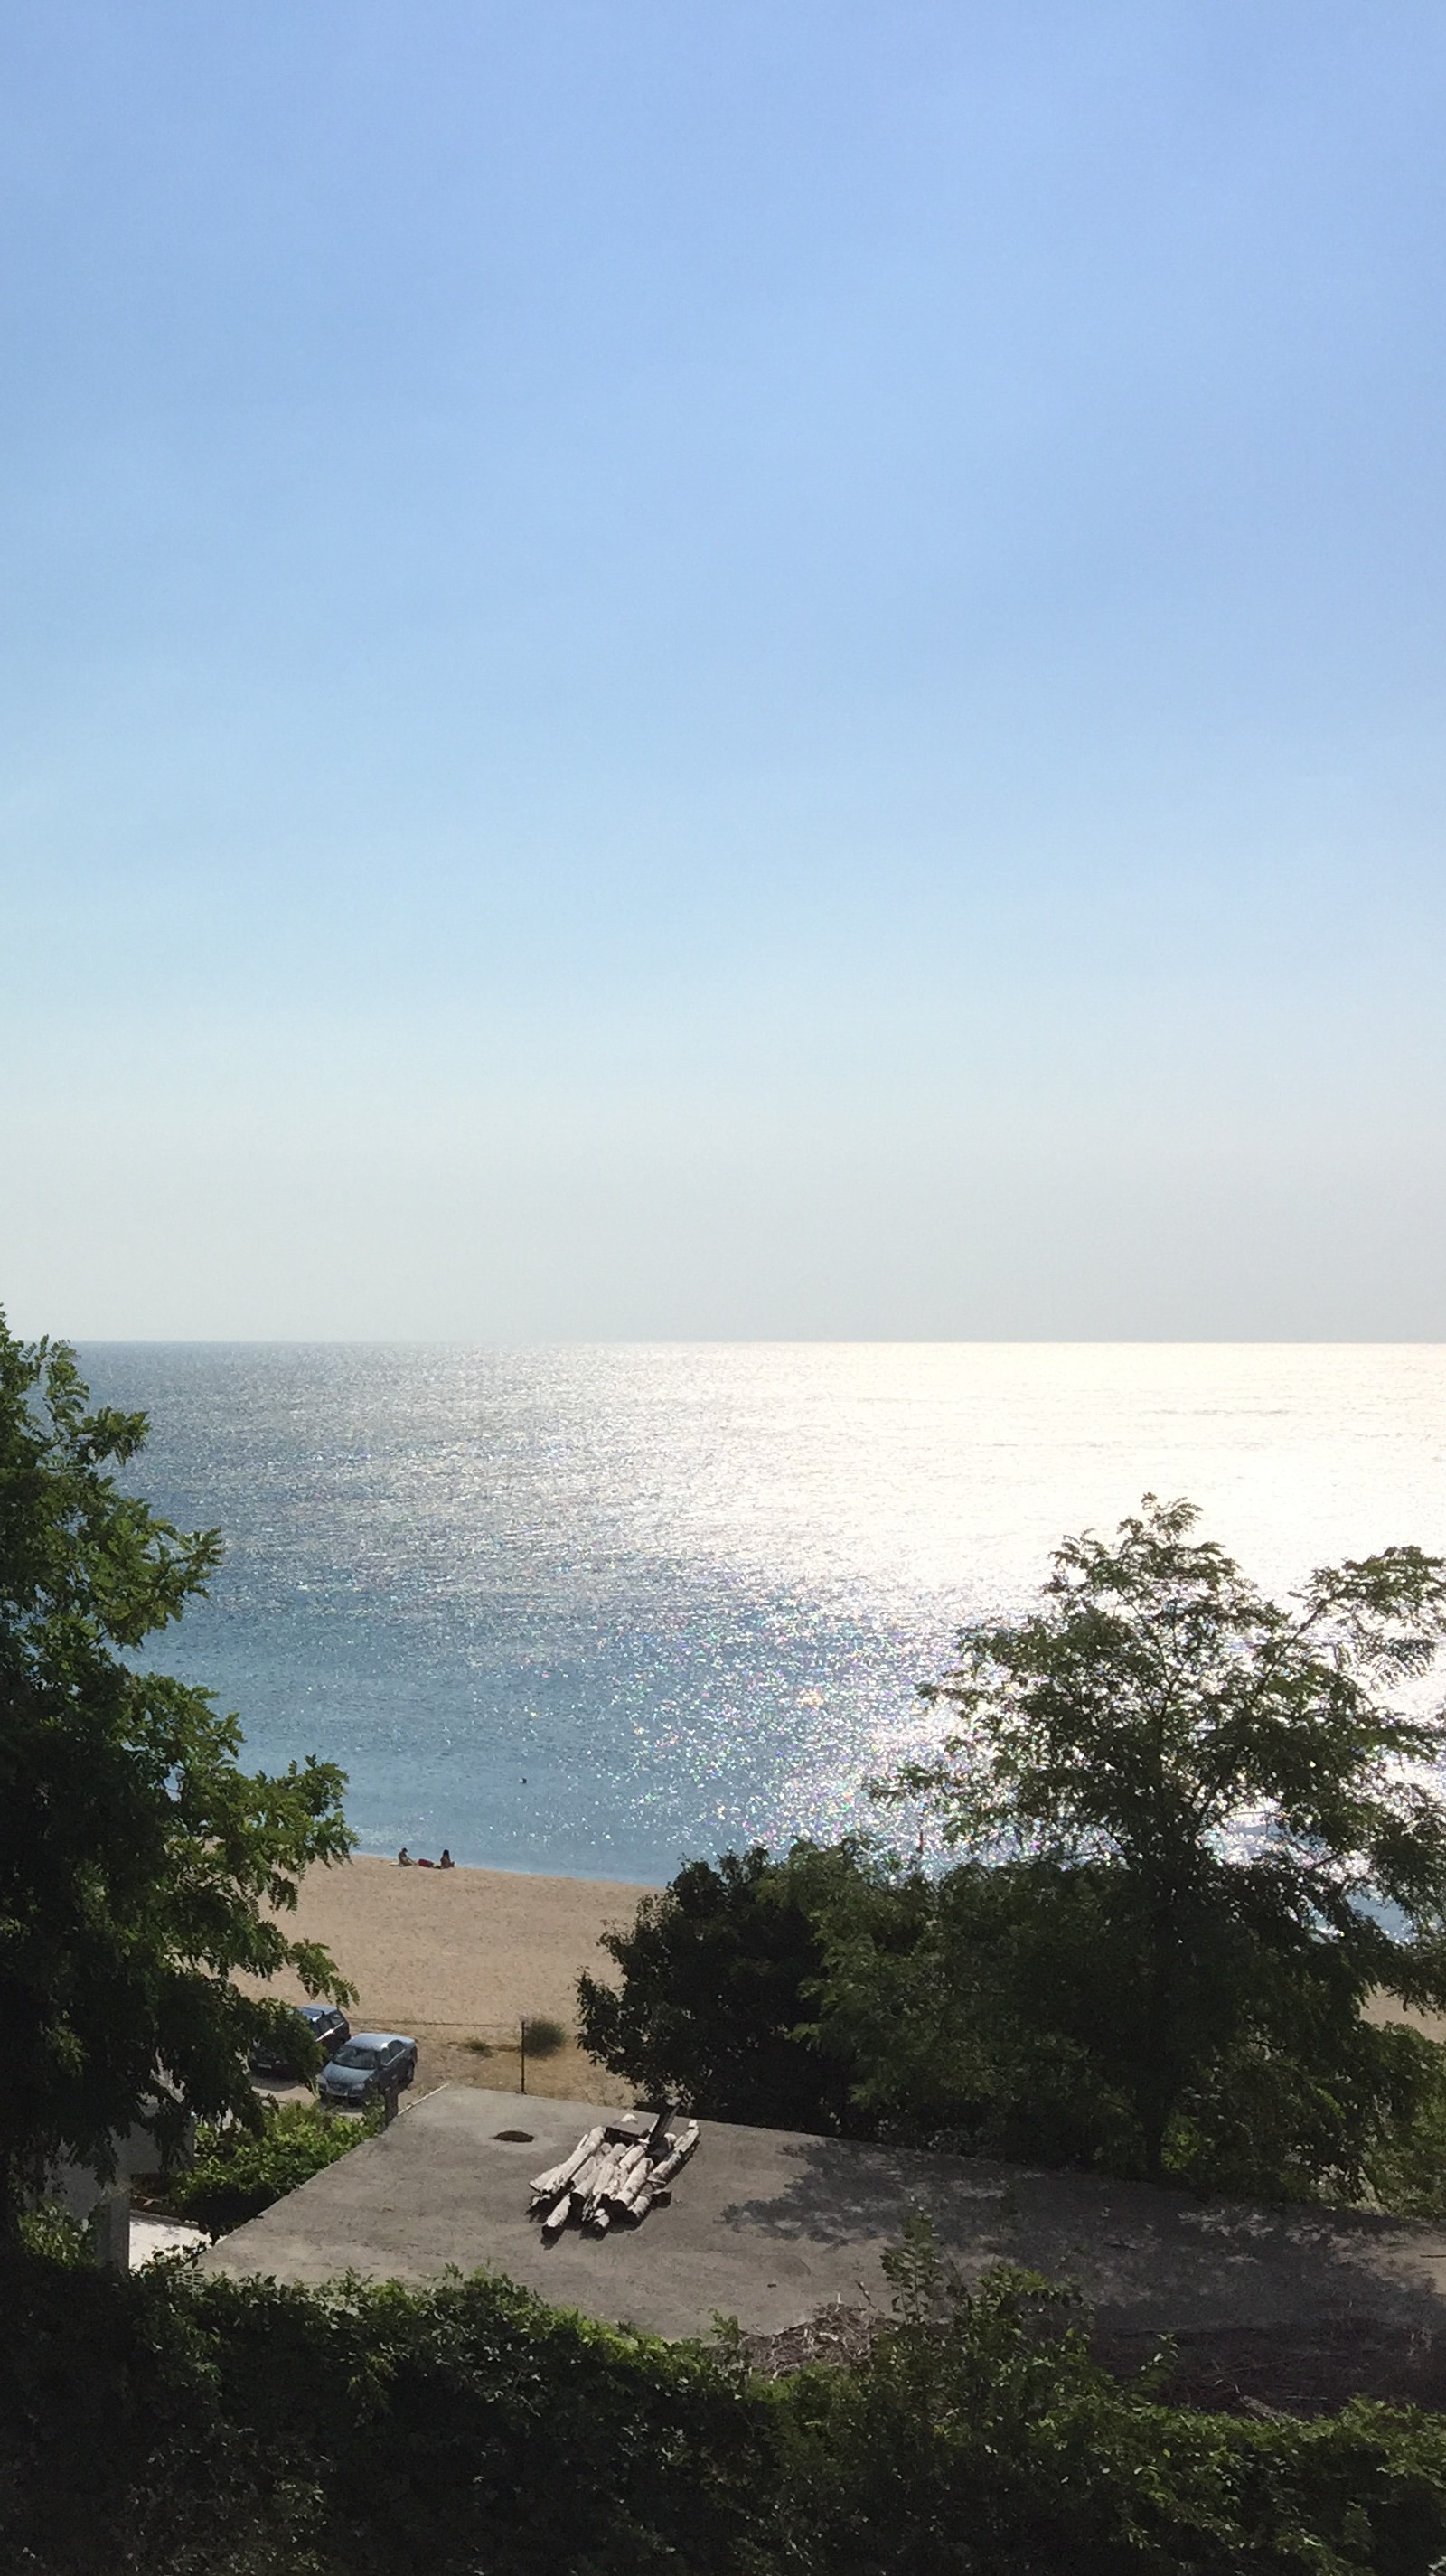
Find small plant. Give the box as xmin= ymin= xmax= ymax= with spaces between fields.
xmin=464 ymin=2036 xmax=494 ymax=2056
xmin=521 ymin=2016 xmax=568 ymax=2059
xmin=17 ymin=2202 xmax=89 ymax=2266
xmin=171 ymin=2098 xmax=381 ymax=2239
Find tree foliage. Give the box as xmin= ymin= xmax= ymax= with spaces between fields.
xmin=584 ymin=1501 xmax=1446 ymax=2202
xmin=876 ymin=1495 xmax=1446 ymax=2186
xmin=171 ymin=2097 xmax=381 ymax=2239
xmin=5 ymin=2232 xmax=1446 ymax=2574
xmin=0 ymin=1317 xmax=354 ymax=2222
xmin=577 ymin=1843 xmax=884 ymax=2130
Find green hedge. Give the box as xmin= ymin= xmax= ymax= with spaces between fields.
xmin=2 ymin=2238 xmax=1444 ymax=2575
xmin=170 ymin=2097 xmax=381 ymax=2238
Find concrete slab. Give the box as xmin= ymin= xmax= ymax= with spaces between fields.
xmin=202 ymin=2085 xmax=1446 ymax=2348
xmin=131 ymin=2214 xmax=207 ymax=2269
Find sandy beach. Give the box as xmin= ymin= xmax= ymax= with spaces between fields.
xmin=247 ymin=1854 xmax=660 ymax=2105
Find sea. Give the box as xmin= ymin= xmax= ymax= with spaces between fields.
xmin=76 ymin=1343 xmax=1446 ymax=1885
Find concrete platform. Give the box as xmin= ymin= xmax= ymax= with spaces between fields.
xmin=201 ymin=2085 xmax=1446 ymax=2349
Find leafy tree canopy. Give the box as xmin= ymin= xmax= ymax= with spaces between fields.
xmin=875 ymin=1495 xmax=1446 ymax=2186
xmin=0 ymin=1316 xmax=354 ymax=2221
xmin=577 ymin=1842 xmax=889 ymax=2132
xmin=586 ymin=1501 xmax=1446 ymax=2202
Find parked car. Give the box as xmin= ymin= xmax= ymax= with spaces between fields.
xmin=316 ymin=2031 xmax=418 ymax=2110
xmin=249 ymin=2003 xmax=352 ymax=2079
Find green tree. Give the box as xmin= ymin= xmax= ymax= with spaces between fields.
xmin=878 ymin=1495 xmax=1446 ymax=2189
xmin=0 ymin=1316 xmax=354 ymax=2228
xmin=577 ymin=1843 xmax=887 ymax=2131
xmin=811 ymin=1857 xmax=1142 ymax=2165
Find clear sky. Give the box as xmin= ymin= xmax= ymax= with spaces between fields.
xmin=3 ymin=2 xmax=1443 ymax=1340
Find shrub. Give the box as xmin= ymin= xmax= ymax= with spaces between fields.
xmin=171 ymin=2098 xmax=380 ymax=2238
xmin=3 ymin=2230 xmax=1446 ymax=2574
xmin=1363 ymin=2037 xmax=1446 ymax=2218
xmin=521 ymin=2015 xmax=568 ymax=2059
xmin=768 ymin=2223 xmax=1446 ymax=2574
xmin=17 ymin=2200 xmax=90 ymax=2266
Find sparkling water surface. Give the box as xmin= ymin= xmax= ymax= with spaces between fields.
xmin=76 ymin=1345 xmax=1446 ymax=1882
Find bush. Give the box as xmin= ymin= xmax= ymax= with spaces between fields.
xmin=3 ymin=2230 xmax=1445 ymax=2574
xmin=768 ymin=2223 xmax=1446 ymax=2574
xmin=1364 ymin=2038 xmax=1446 ymax=2217
xmin=577 ymin=1841 xmax=887 ymax=2131
xmin=17 ymin=2201 xmax=90 ymax=2266
xmin=521 ymin=2015 xmax=568 ymax=2059
xmin=171 ymin=2098 xmax=380 ymax=2238
xmin=584 ymin=1846 xmax=1446 ymax=2207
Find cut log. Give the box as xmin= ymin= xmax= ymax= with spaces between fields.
xmin=646 ymin=2122 xmax=700 ymax=2189
xmin=569 ymin=2147 xmax=615 ymax=2205
xmin=623 ymin=2124 xmax=700 ymax=2225
xmin=607 ymin=2146 xmax=657 ymax=2214
xmin=529 ymin=2125 xmax=606 ymax=2203
xmin=601 ymin=2145 xmax=649 ymax=2215
xmin=584 ymin=2140 xmax=645 ymax=2223
xmin=578 ymin=2149 xmax=619 ymax=2223
xmin=540 ymin=2187 xmax=574 ymax=2237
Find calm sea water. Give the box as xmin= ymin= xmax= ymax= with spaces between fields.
xmin=76 ymin=1344 xmax=1446 ymax=1883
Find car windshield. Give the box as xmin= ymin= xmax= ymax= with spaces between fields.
xmin=333 ymin=2045 xmax=380 ymax=2071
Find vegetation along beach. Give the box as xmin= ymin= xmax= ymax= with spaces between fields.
xmin=6 ymin=1 xmax=1446 ymax=2563
xmin=9 ymin=1317 xmax=1446 ymax=2571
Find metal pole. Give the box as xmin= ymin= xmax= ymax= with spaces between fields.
xmin=520 ymin=2017 xmax=527 ymax=2094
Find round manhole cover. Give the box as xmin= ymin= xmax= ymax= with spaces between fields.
xmin=494 ymin=2129 xmax=534 ymax=2143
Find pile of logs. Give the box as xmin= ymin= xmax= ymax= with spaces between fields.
xmin=527 ymin=2109 xmax=700 ymax=2238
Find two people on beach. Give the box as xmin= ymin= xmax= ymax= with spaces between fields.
xmin=397 ymin=1847 xmax=454 ymax=1870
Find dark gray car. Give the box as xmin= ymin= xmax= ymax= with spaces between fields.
xmin=316 ymin=2031 xmax=418 ymax=2109
xmin=249 ymin=2002 xmax=352 ymax=2078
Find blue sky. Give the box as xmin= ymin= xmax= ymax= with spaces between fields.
xmin=3 ymin=1 xmax=1443 ymax=1337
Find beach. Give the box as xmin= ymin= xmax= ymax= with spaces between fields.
xmin=247 ymin=1854 xmax=660 ymax=2105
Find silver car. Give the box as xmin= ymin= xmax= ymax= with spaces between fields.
xmin=316 ymin=2030 xmax=418 ymax=2109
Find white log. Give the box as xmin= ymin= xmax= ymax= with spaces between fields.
xmin=646 ymin=2122 xmax=700 ymax=2189
xmin=590 ymin=2138 xmax=648 ymax=2221
xmin=529 ymin=2125 xmax=605 ymax=2202
xmin=581 ymin=2145 xmax=628 ymax=2222
xmin=540 ymin=2187 xmax=574 ymax=2236
xmin=607 ymin=2145 xmax=655 ymax=2214
xmin=603 ymin=2141 xmax=650 ymax=2205
xmin=568 ymin=2148 xmax=612 ymax=2204
xmin=623 ymin=2125 xmax=699 ymax=2225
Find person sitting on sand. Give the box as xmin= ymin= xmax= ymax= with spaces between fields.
xmin=438 ymin=1848 xmax=455 ymax=1869
xmin=397 ymin=1846 xmax=412 ymax=1866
